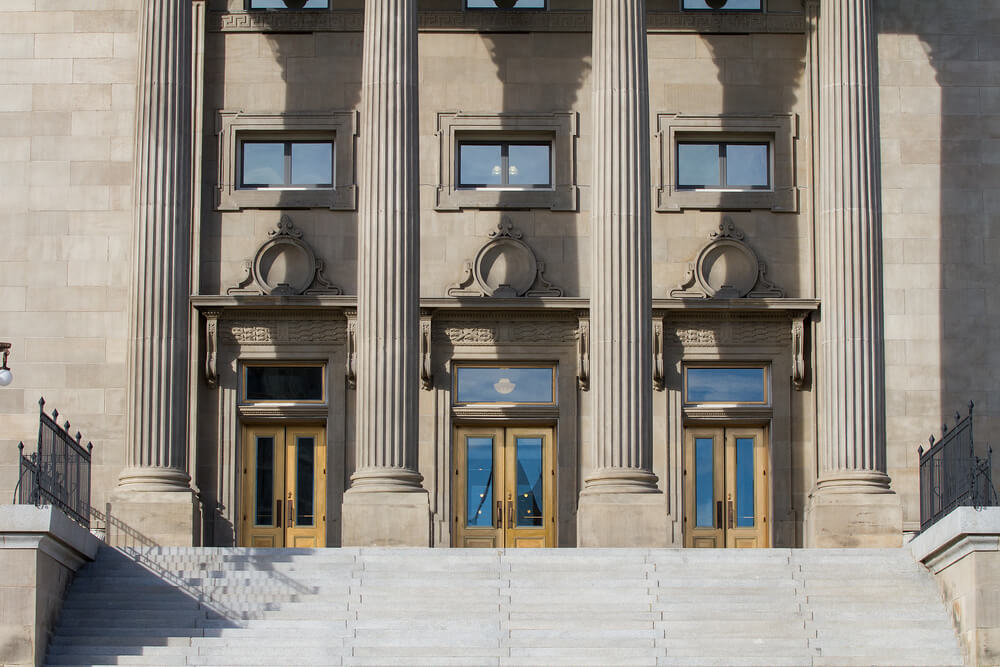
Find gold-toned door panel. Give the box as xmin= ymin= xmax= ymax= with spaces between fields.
xmin=241 ymin=425 xmax=327 ymax=548
xmin=453 ymin=425 xmax=556 ymax=548
xmin=684 ymin=426 xmax=768 ymax=549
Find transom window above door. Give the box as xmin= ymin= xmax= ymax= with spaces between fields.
xmin=466 ymin=0 xmax=546 ymax=8
xmin=683 ymin=366 xmax=769 ymax=405
xmin=454 ymin=365 xmax=556 ymax=405
xmin=458 ymin=142 xmax=552 ymax=190
xmin=247 ymin=0 xmax=329 ymax=9
xmin=241 ymin=364 xmax=326 ymax=404
xmin=682 ymin=0 xmax=762 ymax=10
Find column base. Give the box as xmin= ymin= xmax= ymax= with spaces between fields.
xmin=577 ymin=491 xmax=670 ymax=547
xmin=805 ymin=474 xmax=902 ymax=548
xmin=107 ymin=487 xmax=199 ymax=548
xmin=341 ymin=488 xmax=431 ymax=547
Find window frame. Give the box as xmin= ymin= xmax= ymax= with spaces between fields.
xmin=452 ymin=363 xmax=558 ymax=407
xmin=657 ymin=113 xmax=797 ymax=213
xmin=436 ymin=112 xmax=578 ymax=211
xmin=456 ymin=140 xmax=553 ymax=191
xmin=217 ymin=111 xmax=357 ymax=211
xmin=675 ymin=140 xmax=772 ymax=192
xmin=239 ymin=139 xmax=335 ymax=190
xmin=245 ymin=0 xmax=330 ymax=10
xmin=240 ymin=362 xmax=328 ymax=406
xmin=464 ymin=0 xmax=547 ymax=9
xmin=680 ymin=0 xmax=764 ymax=11
xmin=682 ymin=364 xmax=770 ymax=407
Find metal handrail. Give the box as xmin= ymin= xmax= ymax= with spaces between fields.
xmin=918 ymin=401 xmax=998 ymax=532
xmin=15 ymin=397 xmax=93 ymax=529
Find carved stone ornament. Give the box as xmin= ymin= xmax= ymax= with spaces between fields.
xmin=227 ymin=215 xmax=342 ymax=296
xmin=448 ymin=218 xmax=563 ymax=298
xmin=671 ymin=218 xmax=783 ymax=299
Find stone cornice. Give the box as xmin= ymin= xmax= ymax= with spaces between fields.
xmin=211 ymin=10 xmax=805 ymax=34
xmin=191 ymin=295 xmax=819 ymax=314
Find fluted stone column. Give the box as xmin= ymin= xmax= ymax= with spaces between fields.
xmin=341 ymin=0 xmax=430 ymax=546
xmin=577 ymin=0 xmax=668 ymax=547
xmin=110 ymin=0 xmax=198 ymax=546
xmin=807 ymin=0 xmax=901 ymax=547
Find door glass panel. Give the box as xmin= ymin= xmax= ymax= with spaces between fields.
xmin=695 ymin=437 xmax=714 ymax=528
xmin=467 ymin=436 xmax=495 ymax=527
xmin=735 ymin=437 xmax=755 ymax=527
xmin=296 ymin=436 xmax=315 ymax=526
xmin=515 ymin=436 xmax=544 ymax=527
xmin=455 ymin=366 xmax=555 ymax=404
xmin=254 ymin=436 xmax=274 ymax=526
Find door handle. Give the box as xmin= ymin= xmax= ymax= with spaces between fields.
xmin=496 ymin=500 xmax=503 ymax=527
xmin=287 ymin=498 xmax=294 ymax=528
xmin=716 ymin=501 xmax=722 ymax=529
xmin=727 ymin=497 xmax=734 ymax=529
xmin=507 ymin=499 xmax=514 ymax=527
xmin=276 ymin=500 xmax=282 ymax=528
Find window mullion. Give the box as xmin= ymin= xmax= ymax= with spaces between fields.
xmin=718 ymin=143 xmax=727 ymax=189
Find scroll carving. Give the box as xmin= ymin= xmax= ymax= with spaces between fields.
xmin=434 ymin=320 xmax=576 ymax=345
xmin=791 ymin=314 xmax=807 ymax=390
xmin=653 ymin=317 xmax=665 ymax=392
xmin=420 ymin=311 xmax=433 ymax=391
xmin=576 ymin=314 xmax=590 ymax=391
xmin=222 ymin=319 xmax=345 ymax=346
xmin=667 ymin=319 xmax=789 ymax=348
xmin=671 ymin=218 xmax=783 ymax=299
xmin=203 ymin=310 xmax=220 ymax=389
xmin=447 ymin=218 xmax=563 ymax=298
xmin=345 ymin=310 xmax=357 ymax=390
xmin=227 ymin=215 xmax=342 ymax=296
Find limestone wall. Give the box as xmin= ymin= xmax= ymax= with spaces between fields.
xmin=878 ymin=2 xmax=1000 ymax=531
xmin=0 ymin=2 xmax=139 ymax=510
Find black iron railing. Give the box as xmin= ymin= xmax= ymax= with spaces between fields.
xmin=918 ymin=401 xmax=999 ymax=532
xmin=15 ymin=397 xmax=93 ymax=529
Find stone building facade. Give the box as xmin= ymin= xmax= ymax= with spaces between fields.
xmin=0 ymin=0 xmax=996 ymax=549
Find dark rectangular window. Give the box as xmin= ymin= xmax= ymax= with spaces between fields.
xmin=677 ymin=142 xmax=769 ymax=190
xmin=244 ymin=366 xmax=324 ymax=402
xmin=466 ymin=0 xmax=546 ymax=8
xmin=240 ymin=140 xmax=333 ymax=188
xmin=682 ymin=0 xmax=762 ymax=10
xmin=458 ymin=141 xmax=551 ymax=189
xmin=248 ymin=0 xmax=329 ymax=9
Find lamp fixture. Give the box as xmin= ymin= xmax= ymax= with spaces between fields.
xmin=0 ymin=342 xmax=11 ymax=387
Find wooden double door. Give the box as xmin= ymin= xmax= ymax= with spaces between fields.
xmin=453 ymin=426 xmax=556 ymax=548
xmin=684 ymin=426 xmax=769 ymax=548
xmin=240 ymin=425 xmax=327 ymax=548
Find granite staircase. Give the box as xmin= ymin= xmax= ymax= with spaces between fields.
xmin=45 ymin=546 xmax=964 ymax=667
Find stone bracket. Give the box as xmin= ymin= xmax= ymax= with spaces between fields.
xmin=345 ymin=310 xmax=357 ymax=391
xmin=653 ymin=315 xmax=665 ymax=392
xmin=791 ymin=312 xmax=808 ymax=390
xmin=576 ymin=312 xmax=590 ymax=391
xmin=203 ymin=309 xmax=221 ymax=389
xmin=420 ymin=310 xmax=434 ymax=391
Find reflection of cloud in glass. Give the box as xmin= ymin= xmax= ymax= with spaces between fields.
xmin=686 ymin=368 xmax=765 ymax=403
xmin=466 ymin=0 xmax=545 ymax=7
xmin=456 ymin=367 xmax=554 ymax=403
xmin=683 ymin=0 xmax=761 ymax=8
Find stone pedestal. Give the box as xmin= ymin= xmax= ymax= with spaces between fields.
xmin=108 ymin=487 xmax=199 ymax=548
xmin=805 ymin=483 xmax=902 ymax=548
xmin=114 ymin=0 xmax=197 ymax=546
xmin=577 ymin=0 xmax=666 ymax=547
xmin=342 ymin=0 xmax=430 ymax=546
xmin=807 ymin=0 xmax=901 ymax=546
xmin=911 ymin=507 xmax=1000 ymax=667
